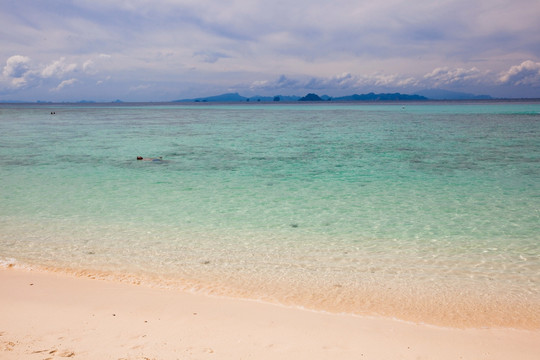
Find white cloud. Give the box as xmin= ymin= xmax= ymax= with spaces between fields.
xmin=129 ymin=84 xmax=151 ymax=92
xmin=41 ymin=57 xmax=77 ymax=78
xmin=1 ymin=53 xmax=113 ymax=96
xmin=3 ymin=55 xmax=31 ymax=78
xmin=83 ymin=59 xmax=94 ymax=73
xmin=82 ymin=54 xmax=113 ymax=75
xmin=249 ymin=75 xmax=301 ymax=92
xmin=397 ymin=77 xmax=418 ymax=87
xmin=96 ymin=76 xmax=111 ymax=85
xmin=2 ymin=55 xmax=36 ymax=89
xmin=331 ymin=73 xmax=357 ymax=87
xmin=423 ymin=67 xmax=485 ymax=87
xmin=371 ymin=74 xmax=400 ymax=87
xmin=248 ymin=72 xmax=421 ymax=95
xmin=499 ymin=60 xmax=540 ymax=86
xmin=2 ymin=1 xmax=540 ymax=99
xmin=305 ymin=73 xmax=359 ymax=90
xmin=52 ymin=78 xmax=78 ymax=91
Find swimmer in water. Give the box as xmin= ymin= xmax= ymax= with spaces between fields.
xmin=137 ymin=156 xmax=163 ymax=161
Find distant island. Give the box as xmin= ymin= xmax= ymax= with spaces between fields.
xmin=297 ymin=92 xmax=429 ymax=101
xmin=175 ymin=93 xmax=301 ymax=103
xmin=0 ymin=89 xmax=501 ymax=104
xmin=174 ymin=91 xmax=488 ymax=103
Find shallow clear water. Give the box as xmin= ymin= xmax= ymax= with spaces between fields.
xmin=1 ymin=102 xmax=539 ymax=328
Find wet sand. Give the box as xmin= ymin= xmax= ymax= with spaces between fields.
xmin=1 ymin=268 xmax=539 ymax=360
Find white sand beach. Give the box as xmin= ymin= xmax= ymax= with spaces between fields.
xmin=1 ymin=267 xmax=539 ymax=360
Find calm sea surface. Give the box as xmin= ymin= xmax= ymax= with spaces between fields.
xmin=1 ymin=102 xmax=539 ymax=328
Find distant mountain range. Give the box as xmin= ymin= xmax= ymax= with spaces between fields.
xmin=174 ymin=93 xmax=301 ymax=102
xmin=174 ymin=90 xmax=492 ymax=103
xmin=330 ymin=93 xmax=428 ymax=101
xmin=416 ymin=89 xmax=492 ymax=100
xmin=0 ymin=89 xmax=497 ymax=103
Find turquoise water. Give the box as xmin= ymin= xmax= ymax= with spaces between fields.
xmin=1 ymin=102 xmax=539 ymax=328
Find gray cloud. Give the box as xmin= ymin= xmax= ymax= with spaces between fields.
xmin=248 ymin=72 xmax=417 ymax=96
xmin=1 ymin=0 xmax=540 ymax=100
xmin=193 ymin=51 xmax=231 ymax=64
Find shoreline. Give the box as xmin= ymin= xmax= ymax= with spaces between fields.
xmin=3 ymin=259 xmax=539 ymax=330
xmin=1 ymin=267 xmax=539 ymax=360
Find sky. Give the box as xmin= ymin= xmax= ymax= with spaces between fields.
xmin=1 ymin=0 xmax=540 ymax=102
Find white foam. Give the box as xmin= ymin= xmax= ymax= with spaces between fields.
xmin=0 ymin=257 xmax=17 ymax=268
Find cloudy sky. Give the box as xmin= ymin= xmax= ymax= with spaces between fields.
xmin=1 ymin=0 xmax=540 ymax=101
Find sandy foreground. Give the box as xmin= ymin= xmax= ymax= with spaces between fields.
xmin=1 ymin=268 xmax=539 ymax=360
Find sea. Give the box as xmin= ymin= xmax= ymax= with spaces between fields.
xmin=1 ymin=101 xmax=539 ymax=329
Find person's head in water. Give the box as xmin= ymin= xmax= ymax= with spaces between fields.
xmin=137 ymin=156 xmax=143 ymax=160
